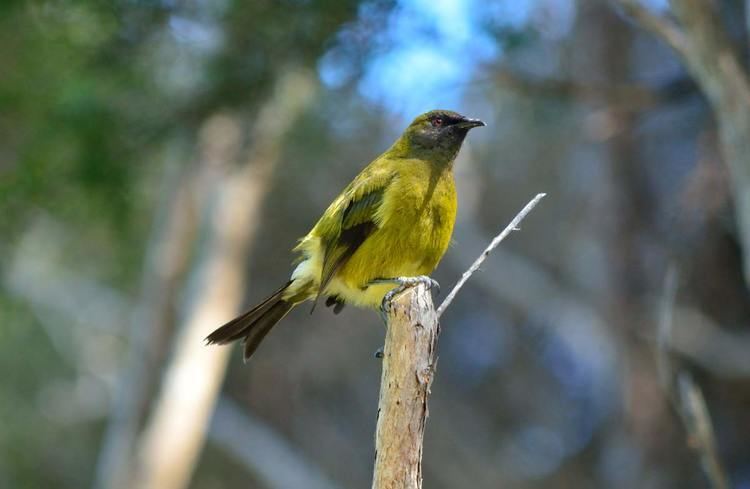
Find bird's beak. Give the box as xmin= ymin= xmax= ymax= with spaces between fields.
xmin=457 ymin=117 xmax=486 ymax=129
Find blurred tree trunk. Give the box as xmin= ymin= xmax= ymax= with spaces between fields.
xmin=586 ymin=6 xmax=684 ymax=486
xmin=615 ymin=0 xmax=750 ymax=289
xmin=611 ymin=2 xmax=750 ymax=486
xmin=94 ymin=152 xmax=211 ymax=489
xmin=131 ymin=69 xmax=316 ymax=489
xmin=672 ymin=0 xmax=750 ymax=291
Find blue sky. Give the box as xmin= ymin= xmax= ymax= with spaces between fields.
xmin=319 ymin=0 xmax=544 ymax=116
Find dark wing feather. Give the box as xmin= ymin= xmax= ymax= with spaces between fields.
xmin=317 ymin=187 xmax=385 ymax=297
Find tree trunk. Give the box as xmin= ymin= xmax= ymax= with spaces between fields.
xmin=615 ymin=0 xmax=750 ymax=287
xmin=670 ymin=0 xmax=750 ymax=289
xmin=132 ymin=69 xmax=316 ymax=489
xmin=94 ymin=133 xmax=216 ymax=489
xmin=372 ymin=284 xmax=439 ymax=489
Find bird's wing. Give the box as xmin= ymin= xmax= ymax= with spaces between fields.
xmin=316 ymin=165 xmax=394 ymax=297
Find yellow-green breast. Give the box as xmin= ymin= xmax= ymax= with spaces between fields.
xmin=326 ymin=158 xmax=457 ymax=307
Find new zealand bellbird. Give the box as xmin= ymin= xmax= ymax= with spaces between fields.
xmin=206 ymin=110 xmax=485 ymax=360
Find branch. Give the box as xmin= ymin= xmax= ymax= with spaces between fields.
xmin=495 ymin=69 xmax=657 ymax=109
xmin=372 ymin=284 xmax=438 ymax=489
xmin=613 ymin=0 xmax=688 ymax=54
xmin=495 ymin=68 xmax=697 ymax=109
xmin=675 ymin=372 xmax=730 ymax=489
xmin=668 ymin=306 xmax=750 ymax=378
xmin=613 ymin=0 xmax=750 ymax=288
xmin=669 ymin=0 xmax=750 ymax=110
xmin=437 ymin=193 xmax=546 ymax=317
xmin=655 ymin=267 xmax=730 ymax=489
xmin=655 ymin=266 xmax=679 ymax=390
xmin=371 ymin=194 xmax=544 ymax=489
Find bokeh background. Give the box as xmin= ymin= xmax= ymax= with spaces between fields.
xmin=2 ymin=0 xmax=750 ymax=488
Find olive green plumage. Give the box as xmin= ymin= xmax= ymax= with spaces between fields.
xmin=206 ymin=110 xmax=485 ymax=361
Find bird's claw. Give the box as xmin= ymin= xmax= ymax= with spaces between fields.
xmin=379 ymin=275 xmax=440 ymax=313
xmin=397 ymin=275 xmax=440 ymax=294
xmin=425 ymin=277 xmax=440 ymax=294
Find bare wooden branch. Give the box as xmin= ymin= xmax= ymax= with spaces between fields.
xmin=676 ymin=372 xmax=730 ymax=489
xmin=437 ymin=193 xmax=546 ymax=317
xmin=372 ymin=284 xmax=439 ymax=489
xmin=372 ymin=194 xmax=544 ymax=488
xmin=655 ymin=267 xmax=730 ymax=489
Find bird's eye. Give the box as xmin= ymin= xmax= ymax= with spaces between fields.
xmin=431 ymin=117 xmax=443 ymax=127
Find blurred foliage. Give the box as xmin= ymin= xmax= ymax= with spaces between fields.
xmin=2 ymin=0 xmax=750 ymax=488
xmin=0 ymin=0 xmax=371 ymax=486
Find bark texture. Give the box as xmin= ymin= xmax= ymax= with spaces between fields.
xmin=372 ymin=284 xmax=439 ymax=489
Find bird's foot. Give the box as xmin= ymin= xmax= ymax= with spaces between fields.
xmin=374 ymin=275 xmax=440 ymax=313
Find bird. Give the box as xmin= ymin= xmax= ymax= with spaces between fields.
xmin=205 ymin=109 xmax=485 ymax=361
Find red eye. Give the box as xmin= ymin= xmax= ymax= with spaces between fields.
xmin=431 ymin=117 xmax=443 ymax=127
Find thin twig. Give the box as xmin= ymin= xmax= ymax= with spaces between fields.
xmin=371 ymin=193 xmax=545 ymax=488
xmin=436 ymin=193 xmax=546 ymax=317
xmin=655 ymin=266 xmax=730 ymax=489
xmin=676 ymin=372 xmax=730 ymax=489
xmin=614 ymin=0 xmax=689 ymax=55
xmin=656 ymin=265 xmax=679 ymax=391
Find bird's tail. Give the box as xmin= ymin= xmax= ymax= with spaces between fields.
xmin=205 ymin=281 xmax=295 ymax=361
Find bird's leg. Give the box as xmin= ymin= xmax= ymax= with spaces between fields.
xmin=371 ymin=275 xmax=441 ymax=313
xmin=370 ymin=276 xmax=439 ymax=359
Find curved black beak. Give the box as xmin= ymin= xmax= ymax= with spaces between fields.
xmin=457 ymin=117 xmax=486 ymax=129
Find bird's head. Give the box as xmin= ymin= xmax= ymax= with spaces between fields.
xmin=398 ymin=109 xmax=485 ymax=162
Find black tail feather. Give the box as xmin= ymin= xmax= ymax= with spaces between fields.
xmin=242 ymin=300 xmax=293 ymax=361
xmin=205 ymin=281 xmax=294 ymax=361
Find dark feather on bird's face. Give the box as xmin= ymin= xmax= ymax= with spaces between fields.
xmin=405 ymin=110 xmax=485 ymax=153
